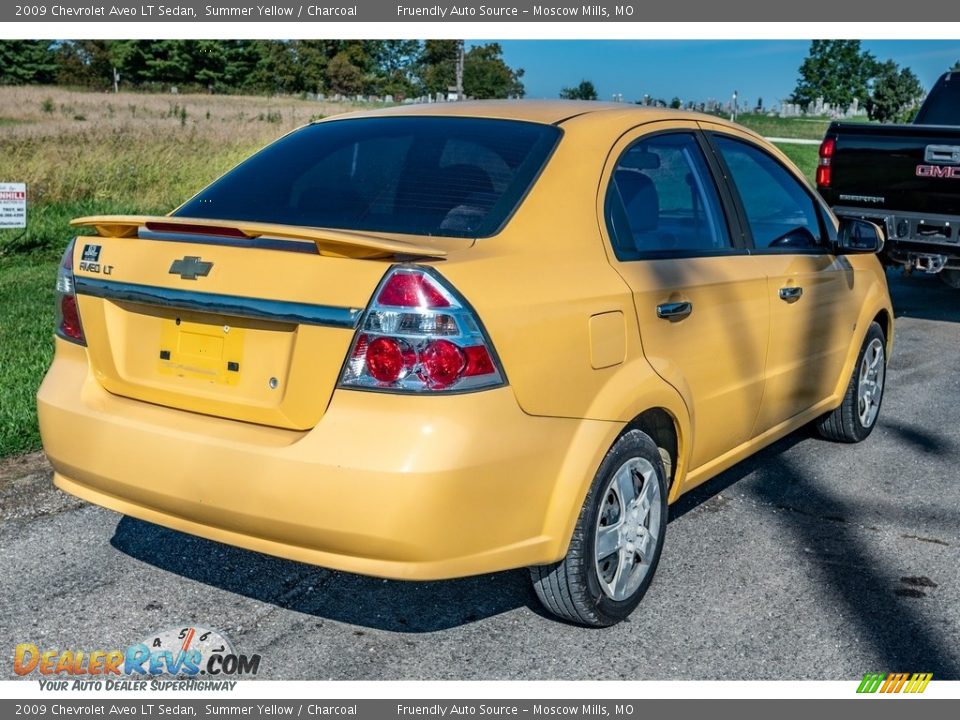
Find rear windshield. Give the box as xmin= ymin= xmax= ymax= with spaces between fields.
xmin=914 ymin=75 xmax=960 ymax=125
xmin=175 ymin=116 xmax=561 ymax=238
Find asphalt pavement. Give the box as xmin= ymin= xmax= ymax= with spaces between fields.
xmin=2 ymin=270 xmax=958 ymax=681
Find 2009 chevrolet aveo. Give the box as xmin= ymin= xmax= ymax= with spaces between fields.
xmin=38 ymin=102 xmax=893 ymax=626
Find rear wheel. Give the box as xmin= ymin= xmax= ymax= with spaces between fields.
xmin=816 ymin=322 xmax=886 ymax=443
xmin=530 ymin=430 xmax=668 ymax=627
xmin=939 ymin=269 xmax=960 ymax=289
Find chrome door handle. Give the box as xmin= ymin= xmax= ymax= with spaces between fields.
xmin=779 ymin=286 xmax=803 ymax=302
xmin=656 ymin=301 xmax=693 ymax=320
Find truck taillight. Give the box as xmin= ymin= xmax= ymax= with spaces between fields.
xmin=817 ymin=137 xmax=835 ymax=188
xmin=338 ymin=266 xmax=505 ymax=393
xmin=55 ymin=238 xmax=86 ymax=345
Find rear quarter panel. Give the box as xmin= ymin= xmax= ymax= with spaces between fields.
xmin=439 ymin=112 xmax=694 ymax=505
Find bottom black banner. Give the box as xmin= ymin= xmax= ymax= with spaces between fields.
xmin=1 ymin=699 xmax=956 ymax=720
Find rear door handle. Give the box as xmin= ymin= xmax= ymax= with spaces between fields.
xmin=656 ymin=301 xmax=693 ymax=320
xmin=779 ymin=286 xmax=803 ymax=302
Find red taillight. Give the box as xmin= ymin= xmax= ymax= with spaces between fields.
xmin=817 ymin=137 xmax=835 ymax=188
xmin=366 ymin=336 xmax=415 ymax=383
xmin=59 ymin=295 xmax=84 ymax=342
xmin=339 ymin=266 xmax=504 ymax=393
xmin=376 ymin=270 xmax=450 ymax=308
xmin=463 ymin=345 xmax=496 ymax=377
xmin=55 ymin=238 xmax=86 ymax=345
xmin=420 ymin=340 xmax=466 ymax=388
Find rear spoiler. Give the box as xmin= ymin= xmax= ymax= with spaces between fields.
xmin=70 ymin=215 xmax=468 ymax=259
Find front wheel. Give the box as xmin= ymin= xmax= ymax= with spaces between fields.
xmin=530 ymin=430 xmax=668 ymax=627
xmin=816 ymin=321 xmax=886 ymax=443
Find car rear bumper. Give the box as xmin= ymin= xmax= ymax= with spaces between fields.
xmin=38 ymin=339 xmax=614 ymax=580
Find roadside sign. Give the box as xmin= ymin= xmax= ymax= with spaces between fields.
xmin=0 ymin=182 xmax=27 ymax=229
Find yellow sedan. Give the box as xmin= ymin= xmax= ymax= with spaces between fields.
xmin=38 ymin=102 xmax=893 ymax=626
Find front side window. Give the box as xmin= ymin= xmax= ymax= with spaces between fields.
xmin=175 ymin=117 xmax=561 ymax=238
xmin=606 ymin=132 xmax=731 ymax=260
xmin=714 ymin=136 xmax=823 ymax=251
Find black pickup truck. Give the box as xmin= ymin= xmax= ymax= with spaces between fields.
xmin=818 ymin=70 xmax=960 ymax=288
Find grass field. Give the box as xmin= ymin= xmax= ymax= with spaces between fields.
xmin=0 ymin=89 xmax=830 ymax=457
xmin=0 ymin=86 xmax=368 ymax=456
xmin=775 ymin=143 xmax=820 ymax=181
xmin=0 ymin=255 xmax=57 ymax=455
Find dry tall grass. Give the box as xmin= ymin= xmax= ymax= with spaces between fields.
xmin=0 ymin=86 xmax=368 ymax=210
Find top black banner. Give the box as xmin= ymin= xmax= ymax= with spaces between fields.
xmin=4 ymin=0 xmax=958 ymax=22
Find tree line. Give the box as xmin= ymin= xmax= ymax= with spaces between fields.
xmin=0 ymin=40 xmax=525 ymax=100
xmin=790 ymin=40 xmax=952 ymax=123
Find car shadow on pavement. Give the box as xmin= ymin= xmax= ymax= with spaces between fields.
xmin=888 ymin=271 xmax=960 ymax=323
xmin=110 ymin=516 xmax=538 ymax=633
xmin=669 ymin=427 xmax=960 ymax=678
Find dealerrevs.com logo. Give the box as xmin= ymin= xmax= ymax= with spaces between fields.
xmin=13 ymin=625 xmax=261 ymax=690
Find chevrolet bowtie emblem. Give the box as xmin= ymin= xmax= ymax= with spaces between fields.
xmin=169 ymin=256 xmax=213 ymax=280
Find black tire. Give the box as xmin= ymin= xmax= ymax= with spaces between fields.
xmin=816 ymin=321 xmax=886 ymax=443
xmin=529 ymin=430 xmax=668 ymax=627
xmin=939 ymin=269 xmax=960 ymax=289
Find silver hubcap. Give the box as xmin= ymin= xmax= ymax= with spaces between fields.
xmin=594 ymin=457 xmax=662 ymax=601
xmin=858 ymin=338 xmax=885 ymax=428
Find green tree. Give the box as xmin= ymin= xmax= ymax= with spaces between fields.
xmin=142 ymin=40 xmax=196 ymax=86
xmin=370 ymin=40 xmax=420 ymax=97
xmin=791 ymin=40 xmax=876 ymax=112
xmin=246 ymin=41 xmax=298 ymax=94
xmin=560 ymin=80 xmax=598 ymax=101
xmin=0 ymin=40 xmax=57 ymax=85
xmin=108 ymin=40 xmax=153 ymax=86
xmin=326 ymin=52 xmax=364 ymax=96
xmin=193 ymin=40 xmax=230 ymax=91
xmin=218 ymin=41 xmax=262 ymax=92
xmin=55 ymin=41 xmax=116 ymax=89
xmin=417 ymin=40 xmax=459 ymax=96
xmin=464 ymin=43 xmax=524 ymax=99
xmin=866 ymin=60 xmax=924 ymax=123
xmin=952 ymin=60 xmax=960 ymax=71
xmin=292 ymin=40 xmax=330 ymax=95
xmin=669 ymin=96 xmax=682 ymax=109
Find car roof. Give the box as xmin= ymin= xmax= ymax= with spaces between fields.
xmin=324 ymin=99 xmax=744 ymax=130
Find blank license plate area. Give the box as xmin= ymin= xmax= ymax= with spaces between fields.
xmin=159 ymin=317 xmax=245 ymax=385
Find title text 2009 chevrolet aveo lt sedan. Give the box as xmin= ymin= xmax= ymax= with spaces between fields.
xmin=38 ymin=102 xmax=893 ymax=626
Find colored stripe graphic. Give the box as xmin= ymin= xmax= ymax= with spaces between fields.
xmin=857 ymin=672 xmax=931 ymax=694
xmin=905 ymin=673 xmax=933 ymax=694
xmin=882 ymin=673 xmax=908 ymax=693
xmin=857 ymin=673 xmax=885 ymax=693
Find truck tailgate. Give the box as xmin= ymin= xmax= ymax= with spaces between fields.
xmin=825 ymin=123 xmax=960 ymax=216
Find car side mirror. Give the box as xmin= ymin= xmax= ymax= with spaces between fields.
xmin=837 ymin=218 xmax=884 ymax=254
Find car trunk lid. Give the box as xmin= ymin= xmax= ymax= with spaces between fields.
xmin=70 ymin=216 xmax=470 ymax=430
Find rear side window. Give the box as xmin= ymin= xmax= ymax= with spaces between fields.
xmin=714 ymin=136 xmax=823 ymax=250
xmin=914 ymin=75 xmax=960 ymax=125
xmin=175 ymin=117 xmax=561 ymax=238
xmin=606 ymin=132 xmax=731 ymax=259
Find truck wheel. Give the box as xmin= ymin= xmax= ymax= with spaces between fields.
xmin=530 ymin=430 xmax=668 ymax=627
xmin=816 ymin=322 xmax=886 ymax=443
xmin=939 ymin=269 xmax=960 ymax=289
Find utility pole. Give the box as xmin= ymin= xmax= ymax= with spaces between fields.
xmin=455 ymin=40 xmax=465 ymax=101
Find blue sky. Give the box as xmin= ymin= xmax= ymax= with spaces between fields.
xmin=473 ymin=40 xmax=960 ymax=105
